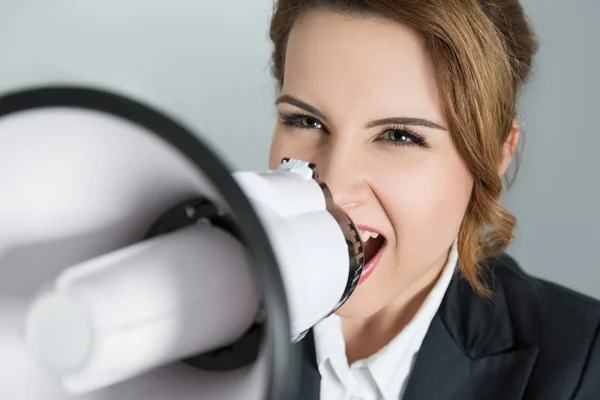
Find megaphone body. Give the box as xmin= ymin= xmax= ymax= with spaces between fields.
xmin=0 ymin=87 xmax=363 ymax=399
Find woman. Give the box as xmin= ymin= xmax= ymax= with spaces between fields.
xmin=267 ymin=1 xmax=600 ymax=399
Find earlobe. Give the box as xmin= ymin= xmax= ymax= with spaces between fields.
xmin=499 ymin=119 xmax=520 ymax=177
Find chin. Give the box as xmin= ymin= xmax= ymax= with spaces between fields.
xmin=333 ymin=278 xmax=391 ymax=319
xmin=334 ymin=245 xmax=397 ymax=318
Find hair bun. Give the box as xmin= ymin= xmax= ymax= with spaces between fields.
xmin=478 ymin=0 xmax=539 ymax=87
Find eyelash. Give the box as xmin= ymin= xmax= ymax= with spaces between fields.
xmin=278 ymin=111 xmax=430 ymax=149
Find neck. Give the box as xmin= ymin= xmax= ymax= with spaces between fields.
xmin=341 ymin=251 xmax=450 ymax=364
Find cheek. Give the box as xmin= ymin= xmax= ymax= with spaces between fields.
xmin=378 ymin=151 xmax=473 ymax=251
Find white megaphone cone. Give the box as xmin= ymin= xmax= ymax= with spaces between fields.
xmin=0 ymin=87 xmax=363 ymax=400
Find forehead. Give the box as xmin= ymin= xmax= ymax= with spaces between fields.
xmin=283 ymin=10 xmax=443 ymax=122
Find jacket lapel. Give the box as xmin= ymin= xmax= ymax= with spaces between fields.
xmin=401 ymin=316 xmax=538 ymax=399
xmin=402 ymin=266 xmax=539 ymax=400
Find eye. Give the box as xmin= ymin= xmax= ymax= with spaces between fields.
xmin=386 ymin=130 xmax=414 ymax=143
xmin=298 ymin=116 xmax=323 ymax=129
xmin=278 ymin=111 xmax=325 ymax=130
xmin=380 ymin=127 xmax=429 ymax=148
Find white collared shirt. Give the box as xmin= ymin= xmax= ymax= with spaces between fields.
xmin=313 ymin=241 xmax=458 ymax=400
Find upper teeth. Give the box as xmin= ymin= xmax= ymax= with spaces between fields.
xmin=360 ymin=230 xmax=380 ymax=242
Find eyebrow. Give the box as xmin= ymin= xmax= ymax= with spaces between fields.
xmin=366 ymin=117 xmax=447 ymax=131
xmin=275 ymin=95 xmax=447 ymax=131
xmin=276 ymin=95 xmax=327 ymax=120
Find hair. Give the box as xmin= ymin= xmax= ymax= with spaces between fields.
xmin=269 ymin=0 xmax=538 ymax=296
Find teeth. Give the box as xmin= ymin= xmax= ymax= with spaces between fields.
xmin=361 ymin=231 xmax=371 ymax=242
xmin=359 ymin=230 xmax=380 ymax=242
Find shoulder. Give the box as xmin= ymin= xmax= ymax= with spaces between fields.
xmin=447 ymin=252 xmax=600 ymax=350
xmin=488 ymin=253 xmax=600 ymax=398
xmin=489 ymin=252 xmax=600 ymax=327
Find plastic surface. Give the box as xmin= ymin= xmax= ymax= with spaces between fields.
xmin=234 ymin=161 xmax=350 ymax=342
xmin=0 ymin=87 xmax=294 ymax=400
xmin=24 ymin=225 xmax=259 ymax=394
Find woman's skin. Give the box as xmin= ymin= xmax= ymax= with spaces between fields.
xmin=269 ymin=10 xmax=519 ymax=363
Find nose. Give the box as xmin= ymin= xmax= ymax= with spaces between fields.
xmin=315 ymin=146 xmax=371 ymax=210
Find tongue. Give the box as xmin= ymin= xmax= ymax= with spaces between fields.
xmin=363 ymin=235 xmax=385 ymax=264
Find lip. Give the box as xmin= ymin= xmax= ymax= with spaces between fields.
xmin=356 ymin=224 xmax=387 ymax=285
xmin=356 ymin=224 xmax=385 ymax=237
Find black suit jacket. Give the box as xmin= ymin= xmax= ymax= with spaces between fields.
xmin=293 ymin=253 xmax=600 ymax=399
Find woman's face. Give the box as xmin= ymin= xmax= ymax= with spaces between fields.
xmin=269 ymin=10 xmax=474 ymax=318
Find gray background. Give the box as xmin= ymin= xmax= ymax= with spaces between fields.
xmin=0 ymin=0 xmax=598 ymax=298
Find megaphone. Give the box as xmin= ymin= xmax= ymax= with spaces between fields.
xmin=0 ymin=86 xmax=364 ymax=399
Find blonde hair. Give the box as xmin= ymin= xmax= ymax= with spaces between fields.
xmin=269 ymin=0 xmax=538 ymax=296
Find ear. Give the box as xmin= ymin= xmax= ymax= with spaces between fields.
xmin=499 ymin=119 xmax=520 ymax=177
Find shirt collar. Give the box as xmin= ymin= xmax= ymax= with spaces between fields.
xmin=313 ymin=308 xmax=345 ymax=372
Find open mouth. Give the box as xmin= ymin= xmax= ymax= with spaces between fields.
xmin=357 ymin=226 xmax=387 ymax=285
